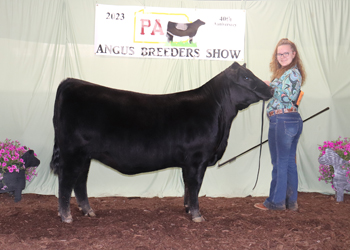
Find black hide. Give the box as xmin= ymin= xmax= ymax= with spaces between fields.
xmin=50 ymin=62 xmax=273 ymax=223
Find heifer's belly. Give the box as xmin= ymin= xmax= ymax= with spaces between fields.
xmin=93 ymin=151 xmax=180 ymax=175
xmin=90 ymin=134 xmax=217 ymax=175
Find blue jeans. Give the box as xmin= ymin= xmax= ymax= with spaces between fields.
xmin=263 ymin=112 xmax=303 ymax=210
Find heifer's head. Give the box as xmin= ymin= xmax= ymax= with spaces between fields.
xmin=224 ymin=62 xmax=273 ymax=110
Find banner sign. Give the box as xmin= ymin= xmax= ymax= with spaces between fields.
xmin=94 ymin=5 xmax=246 ymax=61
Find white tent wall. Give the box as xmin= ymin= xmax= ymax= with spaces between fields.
xmin=0 ymin=0 xmax=349 ymax=198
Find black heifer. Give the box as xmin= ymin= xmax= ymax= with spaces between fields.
xmin=166 ymin=19 xmax=205 ymax=44
xmin=50 ymin=62 xmax=273 ymax=223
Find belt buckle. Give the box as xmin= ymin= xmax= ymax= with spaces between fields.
xmin=284 ymin=108 xmax=296 ymax=113
xmin=275 ymin=109 xmax=283 ymax=115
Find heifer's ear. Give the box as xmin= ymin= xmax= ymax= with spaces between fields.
xmin=225 ymin=64 xmax=240 ymax=82
xmin=231 ymin=62 xmax=246 ymax=68
xmin=231 ymin=62 xmax=239 ymax=68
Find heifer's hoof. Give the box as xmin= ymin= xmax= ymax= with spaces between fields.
xmin=62 ymin=215 xmax=73 ymax=223
xmin=192 ymin=216 xmax=205 ymax=223
xmin=84 ymin=209 xmax=96 ymax=217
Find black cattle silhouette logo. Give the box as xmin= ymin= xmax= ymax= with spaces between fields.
xmin=166 ymin=19 xmax=205 ymax=44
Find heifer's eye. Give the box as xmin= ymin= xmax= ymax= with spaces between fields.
xmin=243 ymin=76 xmax=250 ymax=81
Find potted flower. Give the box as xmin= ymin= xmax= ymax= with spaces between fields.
xmin=318 ymin=137 xmax=350 ymax=201
xmin=0 ymin=139 xmax=40 ymax=202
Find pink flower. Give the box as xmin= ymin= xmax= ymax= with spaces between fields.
xmin=1 ymin=139 xmax=38 ymax=184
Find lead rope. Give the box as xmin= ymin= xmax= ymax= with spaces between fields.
xmin=252 ymin=100 xmax=265 ymax=190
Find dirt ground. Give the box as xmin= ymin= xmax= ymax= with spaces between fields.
xmin=0 ymin=192 xmax=349 ymax=250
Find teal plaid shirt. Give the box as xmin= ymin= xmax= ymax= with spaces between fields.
xmin=266 ymin=65 xmax=302 ymax=114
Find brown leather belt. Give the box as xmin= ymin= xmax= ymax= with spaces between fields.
xmin=268 ymin=107 xmax=297 ymax=117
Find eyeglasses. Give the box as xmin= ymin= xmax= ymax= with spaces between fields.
xmin=277 ymin=52 xmax=290 ymax=58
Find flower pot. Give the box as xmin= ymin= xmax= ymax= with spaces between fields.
xmin=318 ymin=148 xmax=350 ymax=202
xmin=0 ymin=169 xmax=26 ymax=202
xmin=333 ymin=171 xmax=350 ymax=202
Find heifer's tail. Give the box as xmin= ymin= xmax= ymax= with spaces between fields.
xmin=50 ymin=140 xmax=60 ymax=175
xmin=50 ymin=79 xmax=68 ymax=175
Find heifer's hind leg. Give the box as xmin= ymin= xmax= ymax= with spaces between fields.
xmin=182 ymin=164 xmax=207 ymax=222
xmin=58 ymin=166 xmax=75 ymax=223
xmin=74 ymin=158 xmax=95 ymax=217
xmin=58 ymin=155 xmax=87 ymax=223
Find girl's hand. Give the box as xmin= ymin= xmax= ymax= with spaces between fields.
xmin=263 ymin=80 xmax=270 ymax=86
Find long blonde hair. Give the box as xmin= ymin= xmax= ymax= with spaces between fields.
xmin=269 ymin=38 xmax=306 ymax=84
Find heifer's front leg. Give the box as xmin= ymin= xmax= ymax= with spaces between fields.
xmin=183 ymin=164 xmax=207 ymax=222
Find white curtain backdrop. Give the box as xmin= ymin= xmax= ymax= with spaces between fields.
xmin=0 ymin=0 xmax=349 ymax=198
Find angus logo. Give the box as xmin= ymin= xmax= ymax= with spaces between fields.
xmin=95 ymin=5 xmax=246 ymax=61
xmin=134 ymin=9 xmax=206 ymax=47
xmin=166 ymin=19 xmax=205 ymax=45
